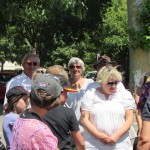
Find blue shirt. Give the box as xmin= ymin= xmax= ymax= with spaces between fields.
xmin=4 ymin=72 xmax=31 ymax=105
xmin=3 ymin=113 xmax=18 ymax=147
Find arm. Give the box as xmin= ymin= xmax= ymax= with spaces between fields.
xmin=135 ymin=88 xmax=142 ymax=137
xmin=139 ymin=120 xmax=150 ymax=150
xmin=71 ymin=131 xmax=85 ymax=150
xmin=81 ymin=110 xmax=110 ymax=143
xmin=109 ymin=109 xmax=134 ymax=143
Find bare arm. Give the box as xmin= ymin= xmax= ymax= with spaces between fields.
xmin=71 ymin=131 xmax=85 ymax=150
xmin=139 ymin=121 xmax=150 ymax=150
xmin=109 ymin=109 xmax=134 ymax=143
xmin=81 ymin=110 xmax=110 ymax=143
xmin=135 ymin=89 xmax=142 ymax=137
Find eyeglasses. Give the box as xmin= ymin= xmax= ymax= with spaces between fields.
xmin=107 ymin=81 xmax=119 ymax=87
xmin=69 ymin=66 xmax=82 ymax=69
xmin=26 ymin=62 xmax=38 ymax=66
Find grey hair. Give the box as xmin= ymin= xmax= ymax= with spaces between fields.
xmin=68 ymin=57 xmax=85 ymax=71
xmin=96 ymin=66 xmax=122 ymax=84
xmin=21 ymin=53 xmax=40 ymax=65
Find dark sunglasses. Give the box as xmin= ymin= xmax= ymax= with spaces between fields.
xmin=69 ymin=66 xmax=82 ymax=69
xmin=26 ymin=62 xmax=38 ymax=66
xmin=107 ymin=81 xmax=119 ymax=86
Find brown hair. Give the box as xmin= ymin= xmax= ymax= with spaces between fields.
xmin=46 ymin=65 xmax=68 ymax=79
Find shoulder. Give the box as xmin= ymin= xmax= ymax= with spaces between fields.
xmin=86 ymin=81 xmax=100 ymax=90
xmin=8 ymin=72 xmax=28 ymax=83
xmin=84 ymin=78 xmax=94 ymax=84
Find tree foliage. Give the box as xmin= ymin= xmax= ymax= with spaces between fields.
xmin=0 ymin=0 xmax=111 ymax=69
xmin=0 ymin=0 xmax=130 ymax=77
xmin=129 ymin=0 xmax=150 ymax=50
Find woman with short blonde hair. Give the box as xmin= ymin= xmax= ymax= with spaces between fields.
xmin=81 ymin=66 xmax=135 ymax=150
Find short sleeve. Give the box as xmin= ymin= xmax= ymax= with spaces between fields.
xmin=142 ymin=97 xmax=150 ymax=121
xmin=81 ymin=90 xmax=94 ymax=111
xmin=122 ymin=90 xmax=136 ymax=110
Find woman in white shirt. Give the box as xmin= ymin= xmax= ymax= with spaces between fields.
xmin=81 ymin=66 xmax=135 ymax=150
xmin=67 ymin=57 xmax=93 ymax=132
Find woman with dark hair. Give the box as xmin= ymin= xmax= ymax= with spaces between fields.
xmin=3 ymin=86 xmax=29 ymax=149
xmin=11 ymin=74 xmax=63 ymax=150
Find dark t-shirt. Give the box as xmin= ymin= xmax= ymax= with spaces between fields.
xmin=43 ymin=105 xmax=79 ymax=150
xmin=142 ymin=96 xmax=150 ymax=121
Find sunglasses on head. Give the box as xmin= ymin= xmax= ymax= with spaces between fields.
xmin=107 ymin=81 xmax=119 ymax=86
xmin=69 ymin=66 xmax=82 ymax=69
xmin=26 ymin=62 xmax=38 ymax=66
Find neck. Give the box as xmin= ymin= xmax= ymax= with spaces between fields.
xmin=24 ymin=71 xmax=32 ymax=79
xmin=29 ymin=105 xmax=48 ymax=119
xmin=98 ymin=87 xmax=109 ymax=100
xmin=70 ymin=76 xmax=82 ymax=83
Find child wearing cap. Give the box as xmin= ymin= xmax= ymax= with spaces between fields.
xmin=44 ymin=65 xmax=85 ymax=150
xmin=2 ymin=86 xmax=29 ymax=149
xmin=11 ymin=74 xmax=62 ymax=150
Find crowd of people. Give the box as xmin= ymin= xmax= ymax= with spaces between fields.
xmin=0 ymin=53 xmax=149 ymax=150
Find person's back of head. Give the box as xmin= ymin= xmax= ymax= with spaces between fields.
xmin=30 ymin=74 xmax=63 ymax=110
xmin=46 ymin=65 xmax=68 ymax=79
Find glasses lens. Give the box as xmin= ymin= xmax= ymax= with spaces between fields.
xmin=107 ymin=81 xmax=118 ymax=86
xmin=33 ymin=62 xmax=38 ymax=66
xmin=27 ymin=62 xmax=32 ymax=66
xmin=76 ymin=66 xmax=82 ymax=69
xmin=69 ymin=66 xmax=82 ymax=69
xmin=69 ymin=66 xmax=75 ymax=69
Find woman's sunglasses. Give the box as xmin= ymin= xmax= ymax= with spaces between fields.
xmin=26 ymin=62 xmax=38 ymax=66
xmin=69 ymin=66 xmax=82 ymax=69
xmin=107 ymin=81 xmax=119 ymax=87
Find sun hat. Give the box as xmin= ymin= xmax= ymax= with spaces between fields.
xmin=93 ymin=55 xmax=117 ymax=70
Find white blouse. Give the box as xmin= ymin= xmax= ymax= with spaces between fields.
xmin=81 ymin=89 xmax=135 ymax=150
xmin=67 ymin=78 xmax=94 ymax=121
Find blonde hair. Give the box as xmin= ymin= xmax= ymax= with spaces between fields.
xmin=46 ymin=65 xmax=68 ymax=79
xmin=96 ymin=66 xmax=122 ymax=84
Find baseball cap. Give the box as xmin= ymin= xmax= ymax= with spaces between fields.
xmin=6 ymin=86 xmax=29 ymax=104
xmin=93 ymin=55 xmax=117 ymax=70
xmin=53 ymin=74 xmax=78 ymax=92
xmin=31 ymin=74 xmax=63 ymax=99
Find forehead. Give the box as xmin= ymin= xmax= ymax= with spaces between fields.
xmin=25 ymin=56 xmax=39 ymax=62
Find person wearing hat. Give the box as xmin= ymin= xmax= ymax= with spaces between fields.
xmin=84 ymin=55 xmax=137 ymax=142
xmin=2 ymin=86 xmax=29 ymax=149
xmin=93 ymin=55 xmax=117 ymax=71
xmin=44 ymin=65 xmax=85 ymax=150
xmin=11 ymin=74 xmax=63 ymax=150
xmin=86 ymin=55 xmax=127 ymax=92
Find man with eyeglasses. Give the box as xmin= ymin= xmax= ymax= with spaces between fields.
xmin=3 ymin=53 xmax=40 ymax=108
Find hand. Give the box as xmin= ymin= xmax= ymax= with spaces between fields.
xmin=108 ymin=133 xmax=120 ymax=144
xmin=98 ymin=132 xmax=111 ymax=144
